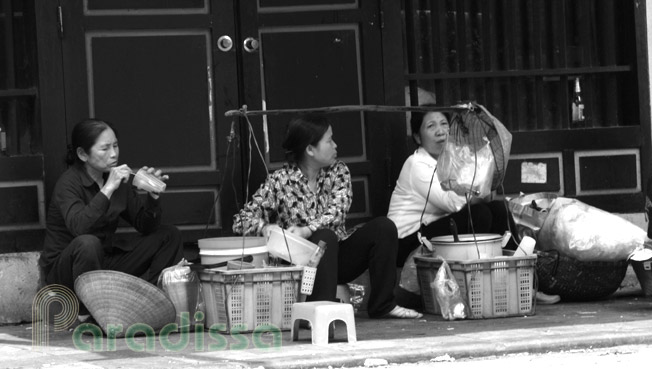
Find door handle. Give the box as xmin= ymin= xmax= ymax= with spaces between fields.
xmin=243 ymin=37 xmax=259 ymax=53
xmin=217 ymin=35 xmax=233 ymax=52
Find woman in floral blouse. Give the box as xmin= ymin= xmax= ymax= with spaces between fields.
xmin=233 ymin=114 xmax=422 ymax=319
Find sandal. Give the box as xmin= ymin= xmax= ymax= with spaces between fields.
xmin=536 ymin=291 xmax=561 ymax=305
xmin=383 ymin=305 xmax=423 ymax=319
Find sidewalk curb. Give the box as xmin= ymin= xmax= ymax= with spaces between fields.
xmin=224 ymin=319 xmax=652 ymax=368
xmin=2 ymin=296 xmax=652 ymax=368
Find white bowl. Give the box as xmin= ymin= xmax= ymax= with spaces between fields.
xmin=267 ymin=227 xmax=319 ymax=266
xmin=199 ymin=246 xmax=268 ymax=268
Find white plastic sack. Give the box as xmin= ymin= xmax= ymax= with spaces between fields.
xmin=158 ymin=259 xmax=205 ymax=328
xmin=537 ymin=197 xmax=648 ymax=262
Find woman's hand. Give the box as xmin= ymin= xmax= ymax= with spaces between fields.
xmin=261 ymin=224 xmax=312 ymax=239
xmin=141 ymin=166 xmax=169 ymax=182
xmin=288 ymin=225 xmax=313 ymax=239
xmin=101 ymin=164 xmax=132 ymax=198
xmin=441 ymin=179 xmax=477 ymax=197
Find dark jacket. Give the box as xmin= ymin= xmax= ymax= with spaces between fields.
xmin=40 ymin=163 xmax=161 ymax=273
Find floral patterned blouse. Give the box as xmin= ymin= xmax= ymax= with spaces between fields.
xmin=233 ymin=160 xmax=352 ymax=241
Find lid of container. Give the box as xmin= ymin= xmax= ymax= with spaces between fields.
xmin=199 ymin=246 xmax=268 ymax=255
xmin=197 ymin=265 xmax=304 ymax=279
xmin=198 ymin=236 xmax=266 ymax=250
xmin=430 ymin=233 xmax=502 ymax=244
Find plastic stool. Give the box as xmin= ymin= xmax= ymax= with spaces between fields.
xmin=291 ymin=301 xmax=357 ymax=345
xmin=336 ymin=284 xmax=351 ymax=303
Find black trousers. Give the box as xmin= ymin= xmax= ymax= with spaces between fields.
xmin=45 ymin=224 xmax=184 ymax=314
xmin=397 ymin=200 xmax=517 ymax=267
xmin=306 ymin=216 xmax=398 ymax=318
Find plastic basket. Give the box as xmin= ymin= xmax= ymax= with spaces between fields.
xmin=536 ymin=250 xmax=628 ymax=301
xmin=415 ymin=254 xmax=537 ymax=319
xmin=198 ymin=266 xmax=303 ymax=333
xmin=300 ymin=266 xmax=317 ymax=295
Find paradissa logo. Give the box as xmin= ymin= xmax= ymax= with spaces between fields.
xmin=33 ymin=284 xmax=282 ymax=351
xmin=72 ymin=312 xmax=283 ymax=352
xmin=32 ymin=284 xmax=79 ymax=348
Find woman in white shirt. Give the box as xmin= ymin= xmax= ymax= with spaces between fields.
xmin=388 ymin=106 xmax=514 ymax=266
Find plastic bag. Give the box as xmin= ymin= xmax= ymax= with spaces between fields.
xmin=537 ymin=197 xmax=648 ymax=262
xmin=507 ymin=192 xmax=558 ymax=241
xmin=437 ymin=137 xmax=494 ymax=199
xmin=348 ymin=283 xmax=366 ymax=313
xmin=431 ymin=258 xmax=469 ymax=320
xmin=157 ymin=259 xmax=205 ymax=329
xmin=399 ymin=246 xmax=429 ymax=295
xmin=472 ymin=103 xmax=513 ymax=190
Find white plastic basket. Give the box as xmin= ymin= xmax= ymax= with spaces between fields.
xmin=300 ymin=266 xmax=317 ymax=295
xmin=198 ymin=266 xmax=303 ymax=333
xmin=415 ymin=254 xmax=537 ymax=319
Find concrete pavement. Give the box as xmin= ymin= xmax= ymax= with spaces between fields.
xmin=1 ymin=279 xmax=652 ymax=369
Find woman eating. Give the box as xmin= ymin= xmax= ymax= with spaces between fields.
xmin=40 ymin=119 xmax=183 ymax=325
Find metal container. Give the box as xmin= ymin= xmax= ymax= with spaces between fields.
xmin=429 ymin=233 xmax=510 ymax=260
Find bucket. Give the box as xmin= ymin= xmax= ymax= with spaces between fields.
xmin=429 ymin=233 xmax=510 ymax=260
xmin=199 ymin=246 xmax=268 ymax=268
xmin=631 ymin=258 xmax=652 ymax=296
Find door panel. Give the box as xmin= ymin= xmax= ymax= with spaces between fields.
xmin=89 ymin=31 xmax=214 ymax=169
xmin=60 ymin=0 xmax=239 ymax=240
xmin=261 ymin=25 xmax=365 ymax=162
xmin=238 ymin=1 xmax=387 ymax=221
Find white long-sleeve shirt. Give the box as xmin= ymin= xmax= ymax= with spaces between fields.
xmin=388 ymin=147 xmax=467 ymax=239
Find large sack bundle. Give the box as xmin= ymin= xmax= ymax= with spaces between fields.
xmin=511 ymin=194 xmax=649 ymax=301
xmin=538 ymin=197 xmax=647 ymax=262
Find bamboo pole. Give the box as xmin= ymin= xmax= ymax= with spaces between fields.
xmin=224 ymin=103 xmax=474 ymax=117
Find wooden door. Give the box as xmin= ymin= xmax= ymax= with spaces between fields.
xmin=235 ymin=0 xmax=394 ymax=223
xmin=59 ymin=0 xmax=240 ymax=241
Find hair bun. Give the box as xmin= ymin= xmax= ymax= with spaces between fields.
xmin=65 ymin=144 xmax=77 ymax=166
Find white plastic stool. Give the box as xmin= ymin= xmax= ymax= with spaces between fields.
xmin=291 ymin=301 xmax=357 ymax=345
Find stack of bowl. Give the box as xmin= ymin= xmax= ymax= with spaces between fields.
xmin=266 ymin=227 xmax=319 ymax=266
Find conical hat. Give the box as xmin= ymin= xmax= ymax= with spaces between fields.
xmin=75 ymin=270 xmax=176 ymax=337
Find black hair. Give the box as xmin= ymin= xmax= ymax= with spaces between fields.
xmin=410 ymin=105 xmax=450 ymax=145
xmin=65 ymin=119 xmax=118 ymax=165
xmin=281 ymin=114 xmax=330 ymax=163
